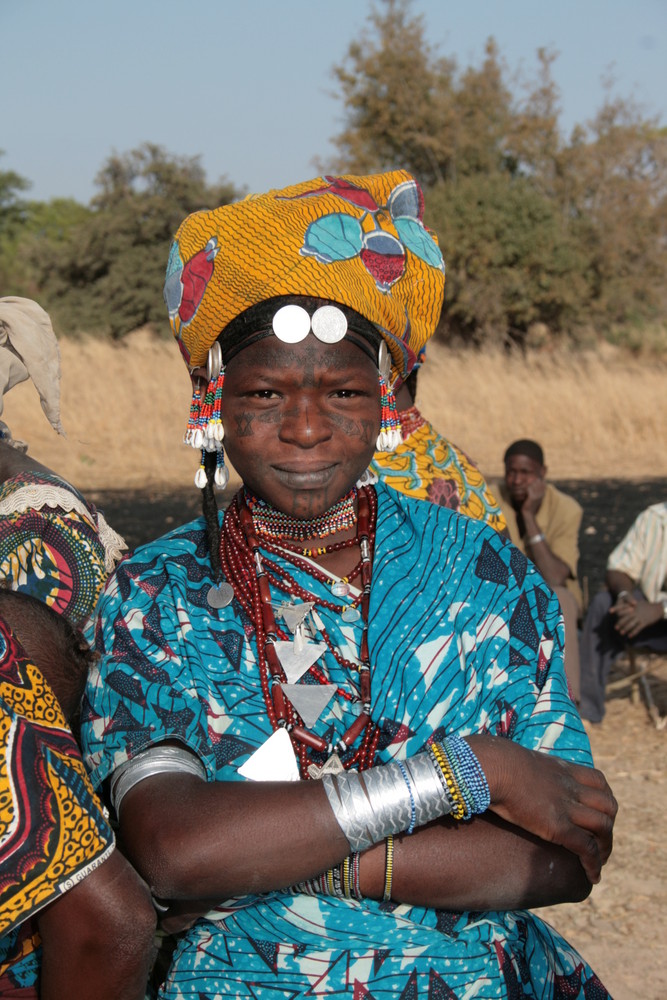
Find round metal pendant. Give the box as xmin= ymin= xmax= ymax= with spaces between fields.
xmin=331 ymin=581 xmax=350 ymax=598
xmin=272 ymin=304 xmax=311 ymax=343
xmin=311 ymin=305 xmax=348 ymax=343
xmin=341 ymin=606 xmax=361 ymax=623
xmin=207 ymin=582 xmax=234 ymax=608
xmin=207 ymin=341 xmax=223 ymax=381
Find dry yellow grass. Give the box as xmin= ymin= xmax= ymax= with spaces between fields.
xmin=2 ymin=329 xmax=666 ymax=491
xmin=419 ymin=340 xmax=667 ymax=481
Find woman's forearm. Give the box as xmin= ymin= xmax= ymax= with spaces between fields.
xmin=359 ymin=814 xmax=591 ymax=911
xmin=119 ymin=736 xmax=614 ymax=904
xmin=120 ymin=773 xmax=351 ymax=901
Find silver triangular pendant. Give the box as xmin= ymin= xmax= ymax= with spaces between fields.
xmin=237 ymin=728 xmax=299 ymax=782
xmin=308 ymin=753 xmax=345 ymax=779
xmin=281 ymin=602 xmax=314 ymax=633
xmin=281 ymin=683 xmax=336 ymax=728
xmin=275 ymin=640 xmax=327 ymax=683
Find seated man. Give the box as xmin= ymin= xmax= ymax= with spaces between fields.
xmin=370 ymin=367 xmax=506 ymax=532
xmin=494 ymin=439 xmax=583 ymax=700
xmin=0 ymin=588 xmax=155 ymax=998
xmin=579 ymin=501 xmax=667 ymax=723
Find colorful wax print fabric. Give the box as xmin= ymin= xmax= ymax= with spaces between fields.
xmin=82 ymin=483 xmax=608 ymax=999
xmin=0 ymin=471 xmax=125 ymax=627
xmin=371 ymin=406 xmax=506 ymax=533
xmin=0 ymin=615 xmax=114 ymax=992
xmin=164 ymin=171 xmax=445 ymax=384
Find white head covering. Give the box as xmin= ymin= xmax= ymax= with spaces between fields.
xmin=0 ymin=297 xmax=64 ymax=442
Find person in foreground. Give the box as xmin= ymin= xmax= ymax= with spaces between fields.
xmin=82 ymin=171 xmax=616 ymax=998
xmin=0 ymin=589 xmax=155 ymax=998
xmin=579 ymin=500 xmax=667 ymax=723
xmin=495 ymin=440 xmax=583 ymax=702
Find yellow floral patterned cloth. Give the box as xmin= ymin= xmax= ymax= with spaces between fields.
xmin=164 ymin=171 xmax=446 ymax=383
xmin=371 ymin=406 xmax=506 ymax=532
xmin=0 ymin=616 xmax=113 ymax=988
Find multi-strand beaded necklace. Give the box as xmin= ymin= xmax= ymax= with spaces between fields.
xmin=219 ymin=486 xmax=380 ymax=778
xmin=244 ymin=488 xmax=359 ymax=542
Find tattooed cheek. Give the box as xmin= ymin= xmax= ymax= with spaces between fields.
xmin=330 ymin=415 xmax=361 ymax=437
xmin=360 ymin=420 xmax=376 ymax=445
xmin=258 ymin=411 xmax=282 ymax=425
xmin=235 ymin=413 xmax=255 ymax=437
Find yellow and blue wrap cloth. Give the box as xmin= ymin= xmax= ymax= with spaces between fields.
xmin=164 ymin=171 xmax=445 ymax=383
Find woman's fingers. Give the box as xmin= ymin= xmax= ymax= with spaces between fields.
xmin=480 ymin=741 xmax=617 ymax=877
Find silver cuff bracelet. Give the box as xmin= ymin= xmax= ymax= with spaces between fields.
xmin=110 ymin=743 xmax=207 ymax=816
xmin=321 ymin=752 xmax=451 ymax=853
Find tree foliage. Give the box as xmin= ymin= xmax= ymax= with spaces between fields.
xmin=0 ymin=152 xmax=33 ymax=289
xmin=2 ymin=3 xmax=665 ymax=350
xmin=10 ymin=144 xmax=238 ymax=338
xmin=330 ymin=0 xmax=667 ymax=348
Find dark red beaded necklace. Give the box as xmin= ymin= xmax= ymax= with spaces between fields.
xmin=219 ymin=486 xmax=380 ymax=778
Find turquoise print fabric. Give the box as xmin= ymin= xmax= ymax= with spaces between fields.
xmin=81 ymin=483 xmax=608 ymax=999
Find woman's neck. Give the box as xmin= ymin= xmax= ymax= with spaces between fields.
xmin=242 ymin=486 xmax=366 ymax=579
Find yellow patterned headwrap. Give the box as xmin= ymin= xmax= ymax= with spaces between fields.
xmin=164 ymin=171 xmax=445 ymax=383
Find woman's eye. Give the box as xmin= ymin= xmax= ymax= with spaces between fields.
xmin=333 ymin=389 xmax=361 ymax=399
xmin=249 ymin=389 xmax=279 ymax=399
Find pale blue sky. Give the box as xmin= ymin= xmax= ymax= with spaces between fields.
xmin=2 ymin=0 xmax=665 ymax=204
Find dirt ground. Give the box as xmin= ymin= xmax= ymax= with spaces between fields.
xmin=533 ymin=679 xmax=667 ymax=1000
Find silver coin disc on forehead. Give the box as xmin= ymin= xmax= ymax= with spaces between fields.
xmin=311 ymin=305 xmax=348 ymax=344
xmin=272 ymin=304 xmax=311 ymax=343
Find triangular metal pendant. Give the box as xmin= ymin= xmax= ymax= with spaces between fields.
xmin=281 ymin=602 xmax=314 ymax=633
xmin=275 ymin=640 xmax=327 ymax=683
xmin=237 ymin=728 xmax=299 ymax=782
xmin=308 ymin=753 xmax=345 ymax=779
xmin=281 ymin=683 xmax=337 ymax=728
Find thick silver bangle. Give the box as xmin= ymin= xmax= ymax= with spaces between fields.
xmin=321 ymin=752 xmax=451 ymax=853
xmin=110 ymin=744 xmax=207 ymax=815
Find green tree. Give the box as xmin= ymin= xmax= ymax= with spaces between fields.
xmin=330 ymin=0 xmax=667 ymax=348
xmin=25 ymin=144 xmax=239 ymax=338
xmin=330 ymin=0 xmax=458 ymax=185
xmin=559 ymin=95 xmax=667 ymax=332
xmin=3 ymin=198 xmax=91 ymax=299
xmin=428 ymin=174 xmax=587 ymax=346
xmin=0 ymin=153 xmax=32 ymax=288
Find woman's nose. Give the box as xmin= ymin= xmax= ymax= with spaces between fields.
xmin=278 ymin=400 xmax=332 ymax=447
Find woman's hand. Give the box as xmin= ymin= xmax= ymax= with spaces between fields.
xmin=466 ymin=736 xmax=617 ymax=884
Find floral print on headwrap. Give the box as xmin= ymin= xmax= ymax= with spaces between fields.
xmin=164 ymin=171 xmax=445 ymax=384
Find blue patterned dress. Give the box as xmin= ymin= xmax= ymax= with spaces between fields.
xmin=81 ymin=483 xmax=609 ymax=999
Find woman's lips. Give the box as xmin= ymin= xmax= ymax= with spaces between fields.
xmin=272 ymin=464 xmax=337 ymax=488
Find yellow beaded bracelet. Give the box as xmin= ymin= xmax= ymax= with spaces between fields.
xmin=383 ymin=835 xmax=394 ymax=902
xmin=430 ymin=742 xmax=466 ymax=820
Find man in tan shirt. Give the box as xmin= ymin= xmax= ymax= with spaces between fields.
xmin=495 ymin=439 xmax=583 ymax=702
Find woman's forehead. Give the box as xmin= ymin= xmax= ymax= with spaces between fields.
xmin=225 ymin=333 xmax=378 ymax=374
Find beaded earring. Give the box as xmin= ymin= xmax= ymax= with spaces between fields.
xmin=187 ymin=342 xmax=229 ymax=490
xmin=375 ymin=341 xmax=402 ymax=452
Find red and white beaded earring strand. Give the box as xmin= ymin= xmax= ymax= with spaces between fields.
xmin=185 ymin=341 xmax=229 ymax=490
